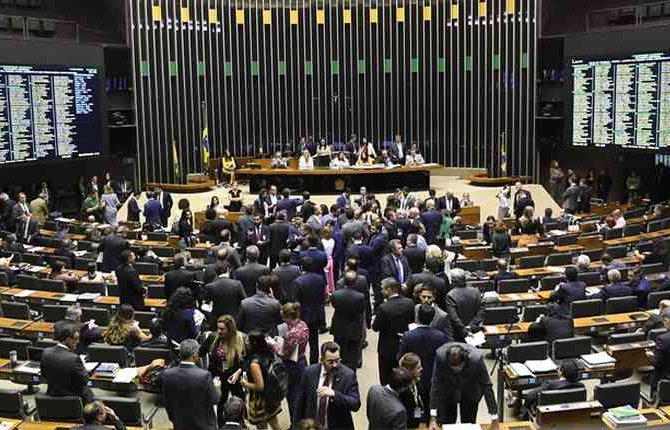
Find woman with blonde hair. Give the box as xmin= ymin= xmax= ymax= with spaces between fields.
xmin=103 ymin=304 xmax=151 ymax=350
xmin=399 ymin=352 xmax=425 ymax=428
xmin=277 ymin=303 xmax=309 ymax=422
xmin=202 ymin=314 xmax=246 ymax=428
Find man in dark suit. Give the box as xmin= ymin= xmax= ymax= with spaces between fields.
xmin=272 ymin=249 xmax=301 ymax=303
xmin=203 ymin=263 xmax=247 ymax=322
xmin=335 ymin=188 xmax=351 ymax=209
xmin=404 ymin=234 xmax=425 ymax=275
xmin=527 ymin=303 xmax=574 ymax=350
xmin=236 ymin=274 xmax=282 ymax=336
xmin=381 ymin=239 xmax=411 ymax=287
xmin=338 ymin=256 xmax=372 ymax=330
xmin=443 ymin=191 xmax=461 ymax=217
xmin=206 ymin=229 xmax=241 ymax=269
xmin=268 ymin=212 xmax=290 ymax=268
xmin=373 ymin=278 xmax=415 ymax=385
xmin=513 ymin=182 xmax=534 ymax=219
xmin=245 ymin=214 xmax=269 ymax=264
xmin=367 ymin=368 xmax=413 ymax=430
xmin=41 ymin=320 xmax=94 ymax=403
xmin=549 ymin=266 xmax=586 ymax=313
xmin=115 ymin=250 xmax=145 ymax=310
xmin=651 ymin=309 xmax=670 ymax=396
xmin=406 ymin=257 xmax=449 ymax=309
xmin=163 ymin=339 xmax=220 ymax=430
xmin=445 ymin=268 xmax=484 ymax=341
xmin=492 ymin=259 xmax=518 ymax=291
xmin=99 ymin=227 xmax=129 ymax=272
xmin=276 ymin=188 xmax=302 ymax=221
xmin=294 ymin=341 xmax=361 ymax=429
xmin=127 ymin=191 xmax=142 ymax=223
xmin=142 ymin=192 xmax=162 ymax=228
xmin=298 ymin=235 xmax=328 ymax=273
xmin=295 ymin=257 xmax=326 ymax=364
xmin=154 ymin=187 xmax=173 ymax=228
xmin=420 ymin=199 xmax=443 ymax=244
xmin=15 ymin=213 xmax=38 ymax=244
xmin=331 ymin=271 xmax=366 ymax=370
xmin=430 ymin=343 xmax=498 ymax=426
xmin=578 ymin=178 xmax=593 ymax=213
xmin=523 ymin=359 xmax=584 ymax=417
xmin=388 ymin=134 xmax=405 ymax=165
xmin=233 ymin=245 xmax=271 ymax=297
xmin=164 ymin=253 xmax=196 ymax=300
xmin=72 ymin=401 xmax=126 ymax=430
xmin=203 ymin=248 xmax=228 ymax=285
xmin=594 ymin=268 xmax=633 ymax=300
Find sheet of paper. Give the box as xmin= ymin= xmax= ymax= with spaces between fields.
xmin=113 ymin=367 xmax=138 ymax=383
xmin=485 ymin=325 xmax=499 ymax=334
xmin=84 ymin=362 xmax=99 ymax=372
xmin=525 ymin=358 xmax=558 ymax=373
xmin=59 ymin=294 xmax=79 ymax=302
xmin=14 ymin=290 xmax=34 ymax=298
xmin=465 ymin=331 xmax=486 ymax=347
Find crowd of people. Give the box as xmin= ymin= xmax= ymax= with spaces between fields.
xmin=1 ymin=164 xmax=670 ymax=430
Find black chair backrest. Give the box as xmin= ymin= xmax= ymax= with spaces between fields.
xmin=605 ymin=296 xmax=638 ymax=314
xmin=36 ymin=394 xmax=83 ymax=422
xmin=583 ymin=249 xmax=604 ymax=261
xmin=658 ymin=380 xmax=670 ymax=405
xmin=624 ymin=224 xmax=642 ymax=237
xmin=186 ymin=247 xmax=208 ymax=259
xmin=546 ymin=253 xmax=573 ymax=266
xmin=603 ymin=228 xmax=624 ymax=240
xmin=539 ymin=387 xmax=587 ymax=406
xmin=37 ymin=278 xmax=66 ymax=293
xmin=555 ymin=235 xmax=578 ymax=246
xmin=642 ymin=263 xmax=666 ymax=275
xmin=636 ymin=241 xmax=654 ymax=253
xmin=0 ymin=338 xmax=31 ymax=360
xmin=594 ymin=381 xmax=640 ymax=409
xmin=21 ymin=253 xmax=43 ymax=266
xmin=16 ymin=274 xmax=39 ymax=291
xmin=571 ymin=299 xmax=605 ymax=318
xmin=134 ymin=311 xmax=157 ymax=329
xmin=648 ymin=219 xmax=665 ymax=233
xmin=154 ymin=247 xmax=175 ymax=258
xmin=36 ymin=339 xmax=57 ymax=348
xmin=523 ymin=304 xmax=548 ymax=322
xmin=540 ymin=275 xmax=566 ymax=291
xmin=0 ymin=388 xmax=26 ymax=418
xmin=134 ymin=347 xmax=172 ymax=367
xmin=648 ymin=291 xmax=670 ymax=309
xmin=519 ymin=255 xmax=546 ymax=269
xmin=454 ymin=260 xmax=481 ymax=272
xmin=77 ymin=240 xmax=95 ymax=251
xmin=553 ymin=336 xmax=592 ymax=360
xmin=76 ymin=282 xmax=106 ymax=295
xmin=87 ymin=343 xmax=128 ymax=367
xmin=458 ymin=230 xmax=478 ymax=240
xmin=606 ymin=245 xmax=628 ymax=259
xmin=507 ymin=341 xmax=548 ymax=363
xmin=74 ymin=258 xmax=95 ymax=271
xmin=135 ymin=262 xmax=159 ymax=276
xmin=42 ymin=304 xmax=68 ymax=322
xmin=577 ymin=271 xmax=602 ymax=286
xmin=649 ymin=328 xmax=669 ymax=341
xmin=81 ymin=307 xmax=110 ymax=326
xmin=0 ymin=301 xmax=30 ymax=320
xmin=607 ymin=332 xmax=647 ymax=345
xmin=107 ymin=284 xmax=120 ymax=296
xmin=96 ymin=397 xmax=142 ymax=426
xmin=498 ymin=278 xmax=530 ymax=294
xmin=0 ymin=272 xmax=7 ymax=287
xmin=483 ymin=306 xmax=518 ymax=325
xmin=27 ymin=346 xmax=45 ymax=362
xmin=147 ymin=285 xmax=165 ymax=299
xmin=480 ymin=259 xmax=498 ymax=272
xmin=147 ymin=232 xmax=168 ymax=241
xmin=46 ymin=255 xmax=71 ymax=269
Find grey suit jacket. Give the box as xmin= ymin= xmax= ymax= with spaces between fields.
xmin=236 ymin=292 xmax=282 ymax=336
xmin=366 ymin=384 xmax=407 ymax=430
xmin=163 ymin=363 xmax=220 ymax=430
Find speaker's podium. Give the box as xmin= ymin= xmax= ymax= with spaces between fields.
xmin=146 ymin=172 xmax=215 ymax=193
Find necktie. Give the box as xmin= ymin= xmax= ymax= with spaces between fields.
xmin=24 ymin=219 xmax=29 ymax=240
xmin=317 ymin=370 xmax=334 ymax=428
xmin=395 ymin=257 xmax=404 ymax=283
xmin=256 ymin=227 xmax=261 ymax=240
xmin=22 ymin=203 xmax=29 ymax=215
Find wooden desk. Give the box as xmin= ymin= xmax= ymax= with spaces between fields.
xmin=38 ymin=229 xmax=88 ymax=241
xmin=481 ymin=423 xmax=535 ymax=430
xmin=34 ymin=266 xmax=163 ymax=284
xmin=21 ymin=321 xmax=54 ymax=338
xmin=554 ymin=244 xmax=585 ymax=253
xmin=603 ymin=235 xmax=644 ymax=247
xmin=93 ymin=296 xmax=166 ymax=310
xmin=606 ymin=340 xmax=655 ymax=369
xmin=537 ymin=401 xmax=603 ymax=426
xmin=128 ymin=239 xmax=170 ymax=248
xmin=0 ymin=318 xmax=33 ymax=334
xmin=494 ymin=292 xmax=542 ymax=305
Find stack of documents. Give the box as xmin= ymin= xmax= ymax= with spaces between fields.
xmin=602 ymin=405 xmax=647 ymax=427
xmin=581 ymin=352 xmax=616 ymax=369
xmin=524 ymin=358 xmax=558 ymax=373
xmin=508 ymin=362 xmax=534 ymax=377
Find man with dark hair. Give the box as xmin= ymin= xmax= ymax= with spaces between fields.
xmin=651 ymin=308 xmax=670 ymax=396
xmin=404 ymin=234 xmax=425 ymax=275
xmin=366 ymin=367 xmax=413 ymax=430
xmin=115 ymin=250 xmax=145 ymax=309
xmin=445 ymin=268 xmax=484 ymax=341
xmin=41 ymin=320 xmax=94 ymax=403
xmin=236 ymin=274 xmax=282 ymax=336
xmin=299 ymin=235 xmax=328 ymax=272
xmin=203 ymin=261 xmax=247 ymax=323
xmin=527 ymin=303 xmax=574 ymax=352
xmin=406 ymin=257 xmax=448 ymax=309
xmin=523 ymin=359 xmax=584 ymax=417
xmin=269 ymin=211 xmax=291 ymax=268
xmin=142 ymin=191 xmax=161 ymax=228
xmin=295 ymin=256 xmax=327 ymax=364
xmin=331 ymin=271 xmax=366 ymax=370
xmin=549 ymin=266 xmax=586 ymax=312
xmin=295 ymin=341 xmax=361 ymax=429
xmin=163 ymin=339 xmax=220 ymax=430
xmin=272 ymin=248 xmax=301 ymax=303
xmin=127 ymin=190 xmax=142 ymax=223
xmin=430 ymin=343 xmax=498 ymax=426
xmin=164 ymin=252 xmax=196 ymax=300
xmin=420 ymin=199 xmax=443 ymax=245
xmin=233 ymin=245 xmax=271 ymax=297
xmin=246 ymin=214 xmax=269 ymax=264
xmin=98 ymin=226 xmax=129 ymax=272
xmin=206 ymin=229 xmax=241 ymax=269
xmin=373 ymin=278 xmax=415 ymax=385
xmin=336 ymin=188 xmax=351 ymax=209
xmin=72 ymin=401 xmax=126 ymax=430
xmin=492 ymin=259 xmax=518 ymax=291
xmin=276 ymin=188 xmax=302 ymax=220
xmin=154 ymin=187 xmax=173 ymax=228
xmin=381 ymin=239 xmax=411 ymax=286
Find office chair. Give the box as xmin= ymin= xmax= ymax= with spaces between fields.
xmin=571 ymin=299 xmax=605 ymax=318
xmin=540 ymin=275 xmax=565 ymax=291
xmin=555 ymin=235 xmax=578 ymax=246
xmin=582 ymin=249 xmax=604 ymax=262
xmin=146 ymin=232 xmax=168 ymax=241
xmin=80 ymin=307 xmax=111 ymax=326
xmin=0 ymin=272 xmax=8 ymax=287
xmin=107 ymin=284 xmax=120 ymax=296
xmin=624 ymin=224 xmax=643 ymax=237
xmin=637 ymin=241 xmax=654 ymax=253
xmin=153 ymin=247 xmax=175 ymax=258
xmin=21 ymin=254 xmax=43 ymax=266
xmin=483 ymin=306 xmax=518 ymax=325
xmin=518 ymin=255 xmax=546 ymax=269
xmin=577 ymin=271 xmax=602 ymax=286
xmin=41 ymin=304 xmax=68 ymax=322
xmin=16 ymin=274 xmax=39 ymax=291
xmin=538 ymin=387 xmax=587 ymax=406
xmin=0 ymin=388 xmax=34 ymax=418
xmin=36 ymin=279 xmax=66 ymax=293
xmin=454 ymin=260 xmax=481 ymax=272
xmin=74 ymin=258 xmax=96 ymax=271
xmin=545 ymin=253 xmax=573 ymax=266
xmin=648 ymin=328 xmax=668 ymax=341
xmin=76 ymin=282 xmax=106 ymax=295
xmin=87 ymin=344 xmax=128 ymax=367
xmin=507 ymin=341 xmax=548 ymax=363
xmin=76 ymin=240 xmax=96 ymax=251
xmin=35 ymin=395 xmax=83 ymax=422
xmin=147 ymin=285 xmax=165 ymax=299
xmin=134 ymin=311 xmax=157 ymax=329
xmin=186 ymin=247 xmax=208 ymax=259
xmin=133 ymin=347 xmax=173 ymax=367
xmin=594 ymin=381 xmax=641 ymax=409
xmin=648 ymin=291 xmax=670 ymax=309
xmin=481 ymin=259 xmax=498 ymax=272
xmin=97 ymin=397 xmax=158 ymax=427
xmin=603 ymin=228 xmax=624 ymax=240
xmin=0 ymin=338 xmax=31 ymax=360
xmin=642 ymin=263 xmax=666 ymax=275
xmin=134 ymin=262 xmax=159 ymax=276
xmin=605 ymin=245 xmax=628 ymax=259
xmin=553 ymin=336 xmax=592 ymax=360
xmin=605 ymin=296 xmax=638 ymax=314
xmin=607 ymin=332 xmax=647 ymax=345
xmin=1 ymin=301 xmax=33 ymax=320
xmin=523 ymin=304 xmax=548 ymax=322
xmin=498 ymin=279 xmax=530 ymax=294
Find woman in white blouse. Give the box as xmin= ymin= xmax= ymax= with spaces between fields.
xmin=298 ymin=149 xmax=314 ymax=170
xmin=321 ymin=226 xmax=336 ymax=296
xmin=329 ymin=152 xmax=350 ymax=169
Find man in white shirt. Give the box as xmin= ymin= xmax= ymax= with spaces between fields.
xmin=613 ymin=209 xmax=627 ymax=229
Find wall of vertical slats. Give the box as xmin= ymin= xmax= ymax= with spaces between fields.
xmin=129 ymin=0 xmax=537 ymax=184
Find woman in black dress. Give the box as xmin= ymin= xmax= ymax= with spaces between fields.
xmin=228 ymin=182 xmax=243 ymax=212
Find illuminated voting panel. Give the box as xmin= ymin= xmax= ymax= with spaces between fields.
xmin=571 ymin=52 xmax=670 ymax=150
xmin=0 ymin=64 xmax=103 ymax=164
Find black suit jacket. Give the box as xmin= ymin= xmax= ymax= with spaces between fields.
xmin=653 ymin=332 xmax=670 ymax=392
xmin=127 ymin=197 xmax=141 ymax=222
xmin=331 ymin=288 xmax=366 ymax=341
xmin=406 ymin=271 xmax=448 ymax=309
xmin=163 ymin=363 xmax=220 ymax=430
xmin=272 ymin=264 xmax=302 ymax=303
xmin=295 ymin=363 xmax=361 ymax=430
xmin=381 ymin=254 xmax=411 ymax=284
xmin=15 ymin=217 xmax=38 ymax=243
xmin=233 ymin=262 xmax=271 ymax=297
xmin=156 ymin=191 xmax=173 ymax=220
xmin=115 ymin=264 xmax=145 ymax=309
xmin=99 ymin=234 xmax=129 ymax=272
xmin=372 ymin=295 xmax=415 ymax=357
xmin=204 ymin=277 xmax=247 ymax=320
xmin=164 ymin=268 xmax=196 ymax=300
xmin=404 ymin=246 xmax=425 ymax=275
xmin=398 ymin=326 xmax=450 ymax=394
xmin=421 ymin=209 xmax=443 ymax=243
xmin=41 ymin=345 xmax=93 ymax=403
xmin=295 ymin=272 xmax=326 ymax=326
xmin=268 ymin=221 xmax=290 ymax=257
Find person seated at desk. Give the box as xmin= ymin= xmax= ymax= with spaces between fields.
xmin=270 ymin=151 xmax=289 ymax=168
xmin=221 ymin=150 xmax=237 ymax=186
xmin=521 ymin=359 xmax=584 ymax=419
xmin=356 ymin=144 xmax=374 ymax=166
xmin=592 ymin=269 xmax=633 ymax=300
xmin=575 ymin=254 xmax=591 ymax=273
xmin=298 ymin=149 xmax=314 ymax=170
xmin=49 ymin=260 xmax=79 ymax=293
xmin=405 ymin=144 xmax=425 ymax=166
xmin=104 ymin=304 xmax=151 ymax=351
xmin=72 ymin=400 xmax=126 ymax=430
xmin=527 ymin=303 xmax=574 ymax=349
xmin=642 ymin=299 xmax=670 ymax=336
xmin=650 ymin=308 xmax=670 ymax=397
xmin=492 ymin=259 xmax=518 ymax=291
xmin=612 ymin=208 xmax=627 ymax=229
xmin=600 ymin=253 xmax=626 ymax=277
xmin=329 ymin=152 xmax=350 ymax=169
xmin=542 ymin=207 xmax=556 ymax=225
xmin=549 ymin=266 xmax=586 ymax=312
xmin=379 ymin=149 xmax=395 ymax=167
xmin=80 ymin=261 xmax=105 ymax=283
xmin=637 ymin=238 xmax=670 ymax=267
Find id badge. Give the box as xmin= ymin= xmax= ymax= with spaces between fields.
xmin=414 ymin=406 xmax=423 ymax=419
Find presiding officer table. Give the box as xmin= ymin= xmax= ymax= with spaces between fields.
xmin=237 ymin=163 xmax=442 ymax=194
